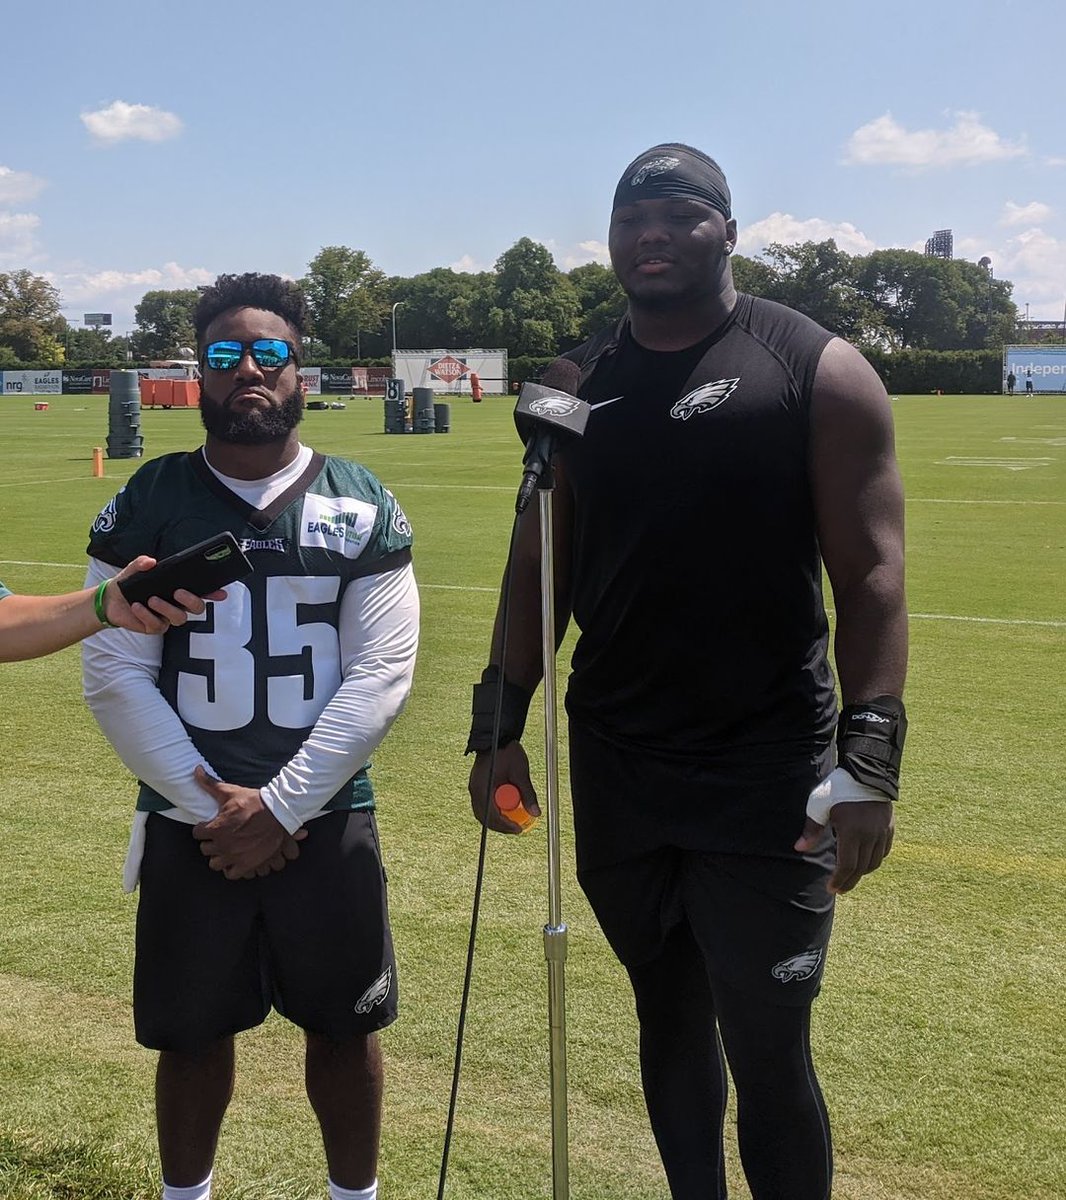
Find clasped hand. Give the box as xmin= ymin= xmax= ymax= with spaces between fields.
xmin=192 ymin=765 xmax=306 ymax=880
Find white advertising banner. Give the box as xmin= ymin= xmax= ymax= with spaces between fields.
xmin=2 ymin=370 xmax=63 ymax=394
xmin=298 ymin=367 xmax=322 ymax=395
xmin=392 ymin=349 xmax=508 ymax=395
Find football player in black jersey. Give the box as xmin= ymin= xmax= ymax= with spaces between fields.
xmin=468 ymin=145 xmax=907 ymax=1200
xmin=85 ymin=274 xmax=418 ymax=1200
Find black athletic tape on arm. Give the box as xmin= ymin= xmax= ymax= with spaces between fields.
xmin=837 ymin=695 xmax=907 ymax=801
xmin=464 ymin=665 xmax=533 ymax=755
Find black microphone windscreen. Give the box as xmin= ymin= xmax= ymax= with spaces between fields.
xmin=514 ymin=358 xmax=589 ymax=445
xmin=538 ymin=357 xmax=582 ymax=397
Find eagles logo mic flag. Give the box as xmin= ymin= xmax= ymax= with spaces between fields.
xmin=513 ymin=359 xmax=589 ymax=514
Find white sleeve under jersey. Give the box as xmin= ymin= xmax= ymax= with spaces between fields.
xmin=82 ymin=557 xmax=220 ymax=822
xmin=82 ymin=557 xmax=420 ymax=833
xmin=260 ymin=560 xmax=419 ymax=832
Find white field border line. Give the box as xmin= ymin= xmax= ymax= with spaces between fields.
xmin=3 ymin=560 xmax=1063 ymax=625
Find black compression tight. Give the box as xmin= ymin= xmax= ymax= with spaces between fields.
xmin=626 ymin=924 xmax=832 ymax=1200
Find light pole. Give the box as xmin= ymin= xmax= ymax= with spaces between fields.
xmin=979 ymin=256 xmax=993 ymax=332
xmin=391 ymin=302 xmax=403 ymax=356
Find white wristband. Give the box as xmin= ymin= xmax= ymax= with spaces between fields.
xmin=806 ymin=766 xmax=893 ymax=826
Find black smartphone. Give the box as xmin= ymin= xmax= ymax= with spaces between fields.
xmin=118 ymin=532 xmax=253 ymax=606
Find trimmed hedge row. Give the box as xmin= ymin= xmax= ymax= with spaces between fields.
xmin=6 ymin=350 xmax=1007 ymax=394
xmin=510 ymin=349 xmax=1006 ymax=395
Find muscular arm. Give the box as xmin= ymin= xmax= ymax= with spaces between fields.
xmin=488 ymin=459 xmax=575 ymax=689
xmin=810 ymin=338 xmax=907 ymax=703
xmin=469 ymin=459 xmax=575 ymax=831
xmin=800 ymin=339 xmax=908 ymax=892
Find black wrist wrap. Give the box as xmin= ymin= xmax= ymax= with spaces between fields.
xmin=464 ymin=666 xmax=533 ymax=755
xmin=837 ymin=695 xmax=907 ymax=801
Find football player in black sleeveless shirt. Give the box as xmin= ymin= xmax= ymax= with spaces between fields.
xmin=468 ymin=145 xmax=907 ymax=1200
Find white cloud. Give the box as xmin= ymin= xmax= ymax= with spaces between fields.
xmin=0 ymin=166 xmax=46 ymax=205
xmin=449 ymin=254 xmax=485 ymax=273
xmin=0 ymin=212 xmax=43 ymax=266
xmin=997 ymin=228 xmax=1066 ymax=317
xmin=1044 ymin=156 xmax=1066 ymax=167
xmin=51 ymin=260 xmax=213 ymax=302
xmin=560 ymin=240 xmax=610 ymax=270
xmin=1001 ymin=200 xmax=1053 ymax=226
xmin=843 ymin=111 xmax=1026 ymax=168
xmin=49 ymin=261 xmax=213 ymax=327
xmin=953 ymin=231 xmax=1065 ymax=319
xmin=80 ymin=100 xmax=183 ymax=144
xmin=736 ymin=213 xmax=877 ymax=257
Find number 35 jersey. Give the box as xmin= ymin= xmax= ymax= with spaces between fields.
xmin=87 ymin=450 xmax=414 ymax=814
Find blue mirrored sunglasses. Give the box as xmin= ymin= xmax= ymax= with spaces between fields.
xmin=202 ymin=338 xmax=298 ymax=371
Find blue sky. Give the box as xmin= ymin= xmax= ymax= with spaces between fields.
xmin=2 ymin=0 xmax=1063 ymax=335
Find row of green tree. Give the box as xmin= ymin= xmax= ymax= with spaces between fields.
xmin=0 ymin=239 xmax=1055 ymax=371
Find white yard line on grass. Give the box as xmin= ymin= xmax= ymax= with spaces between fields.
xmin=0 ymin=475 xmax=119 ymax=488
xmin=907 ymin=612 xmax=1066 ymax=629
xmin=3 ymin=560 xmax=1062 ymax=625
xmin=907 ymin=497 xmax=1065 ymax=505
xmin=2 ymin=477 xmax=1063 ymax=502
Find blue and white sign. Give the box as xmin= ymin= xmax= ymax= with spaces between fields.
xmin=1003 ymin=346 xmax=1066 ymax=393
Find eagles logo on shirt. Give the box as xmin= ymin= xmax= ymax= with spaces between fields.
xmin=92 ymin=490 xmax=124 ymax=534
xmin=670 ymin=378 xmax=740 ymax=421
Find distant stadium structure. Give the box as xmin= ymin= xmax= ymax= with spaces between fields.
xmin=925 ymin=229 xmax=953 ymax=259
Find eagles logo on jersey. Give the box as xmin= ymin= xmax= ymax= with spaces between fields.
xmin=385 ymin=489 xmax=412 ymax=538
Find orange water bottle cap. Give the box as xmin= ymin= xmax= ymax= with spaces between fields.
xmin=495 ymin=783 xmax=535 ymax=831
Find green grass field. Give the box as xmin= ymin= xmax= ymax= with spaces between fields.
xmin=0 ymin=392 xmax=1063 ymax=1200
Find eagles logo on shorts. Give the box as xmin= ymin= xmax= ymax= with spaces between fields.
xmin=355 ymin=966 xmax=393 ymax=1014
xmin=771 ymin=949 xmax=824 ymax=983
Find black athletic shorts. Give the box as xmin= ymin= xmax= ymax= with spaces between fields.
xmin=134 ymin=810 xmax=397 ymax=1051
xmin=569 ymin=722 xmax=835 ymax=1006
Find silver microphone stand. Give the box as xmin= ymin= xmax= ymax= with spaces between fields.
xmin=536 ymin=475 xmax=570 ymax=1200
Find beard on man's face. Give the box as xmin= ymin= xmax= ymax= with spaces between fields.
xmin=199 ymin=384 xmax=304 ymax=444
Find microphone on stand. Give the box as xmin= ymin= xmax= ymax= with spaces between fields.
xmin=512 ymin=358 xmax=589 ymax=514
